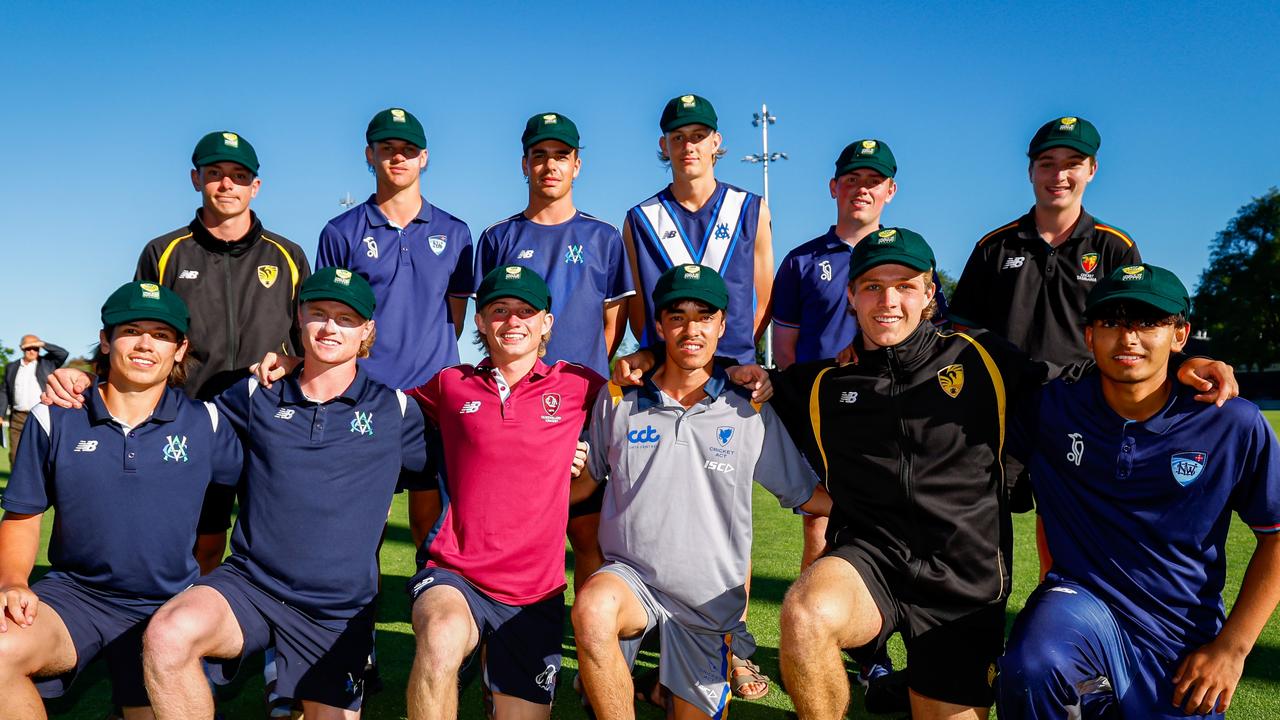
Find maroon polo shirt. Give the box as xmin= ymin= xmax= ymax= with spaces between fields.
xmin=408 ymin=358 xmax=603 ymax=605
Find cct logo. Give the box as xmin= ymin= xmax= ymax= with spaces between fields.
xmin=627 ymin=425 xmax=661 ymax=444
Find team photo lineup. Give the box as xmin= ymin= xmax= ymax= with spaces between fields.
xmin=0 ymin=92 xmax=1277 ymax=720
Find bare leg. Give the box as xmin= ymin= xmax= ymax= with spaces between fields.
xmin=120 ymin=708 xmax=157 ymax=720
xmin=142 ymin=586 xmax=244 ymax=720
xmin=800 ymin=515 xmax=829 ymax=572
xmin=567 ymin=513 xmax=604 ymax=595
xmin=194 ymin=532 xmax=227 ymax=576
xmin=779 ymin=556 xmax=883 ymax=720
xmin=300 ymin=699 xmax=362 ymax=719
xmin=491 ymin=691 xmax=551 ymax=720
xmin=0 ymin=603 xmax=77 ymax=720
xmin=407 ymin=585 xmax=480 ymax=720
xmin=731 ymin=561 xmax=765 ymax=698
xmin=671 ymin=692 xmax=714 ymax=720
xmin=572 ymin=572 xmax=650 ymax=720
xmin=908 ymin=689 xmax=989 ymax=720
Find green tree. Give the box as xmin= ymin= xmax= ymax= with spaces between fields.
xmin=1193 ymin=188 xmax=1280 ymax=370
xmin=0 ymin=339 xmax=13 ymax=366
xmin=937 ymin=267 xmax=958 ymax=300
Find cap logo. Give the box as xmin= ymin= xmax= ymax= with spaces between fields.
xmin=391 ymin=109 xmax=406 ymax=122
xmin=334 ymin=268 xmax=353 ymax=286
xmin=1121 ymin=265 xmax=1145 ymax=281
xmin=140 ymin=282 xmax=161 ymax=299
xmin=222 ymin=132 xmax=239 ymax=148
xmin=681 ymin=95 xmax=696 ymax=108
xmin=1058 ymin=116 xmax=1078 ymax=132
xmin=542 ymin=114 xmax=557 ymax=124
xmin=683 ymin=264 xmax=701 ymax=279
xmin=505 ymin=266 xmax=523 ymax=279
xmin=859 ymin=140 xmax=877 ymax=155
xmin=1060 ymin=117 xmax=1078 ymax=126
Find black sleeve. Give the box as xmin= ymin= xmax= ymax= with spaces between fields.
xmin=41 ymin=343 xmax=69 ymax=368
xmin=765 ymin=363 xmax=829 ymax=475
xmin=946 ymin=243 xmax=990 ymax=327
xmin=135 ymin=243 xmax=161 ymax=283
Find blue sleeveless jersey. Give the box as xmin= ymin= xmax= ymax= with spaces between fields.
xmin=475 ymin=212 xmax=635 ymax=376
xmin=625 ymin=182 xmax=762 ymax=364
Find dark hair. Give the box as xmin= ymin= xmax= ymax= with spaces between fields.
xmin=1085 ymin=300 xmax=1188 ymax=328
xmin=657 ymin=299 xmax=721 ymax=318
xmin=93 ymin=326 xmax=192 ymax=388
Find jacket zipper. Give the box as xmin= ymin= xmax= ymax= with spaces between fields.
xmin=223 ymin=255 xmax=237 ymax=370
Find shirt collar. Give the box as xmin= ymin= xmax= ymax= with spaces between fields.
xmin=278 ymin=365 xmax=368 ymax=406
xmin=636 ymin=365 xmax=730 ymax=410
xmin=85 ymin=382 xmax=180 ymax=426
xmin=362 ymin=195 xmax=433 ymax=228
xmin=1016 ymin=207 xmax=1097 ymax=243
xmin=1087 ymin=373 xmax=1186 ymax=435
xmin=475 ymin=357 xmax=554 ymax=382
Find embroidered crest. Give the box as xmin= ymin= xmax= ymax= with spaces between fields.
xmin=937 ymin=364 xmax=964 ymax=398
xmin=162 ymin=435 xmax=189 ymax=463
xmin=350 ymin=411 xmax=374 ymax=436
xmin=1170 ymin=451 xmax=1207 ymax=486
xmin=1079 ymin=253 xmax=1099 ymax=275
xmin=257 ymin=265 xmax=279 ymax=289
xmin=428 ymin=235 xmax=447 ymax=255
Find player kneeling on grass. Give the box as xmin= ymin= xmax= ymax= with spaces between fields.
xmin=572 ymin=264 xmax=831 ymax=720
xmin=997 ymin=264 xmax=1280 ymax=719
xmin=0 ymin=282 xmax=241 ymax=720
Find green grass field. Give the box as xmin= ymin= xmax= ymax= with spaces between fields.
xmin=3 ymin=413 xmax=1278 ymax=718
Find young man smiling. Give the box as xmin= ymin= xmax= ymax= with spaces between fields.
xmin=998 ymin=265 xmax=1280 ymax=719
xmin=404 ymin=265 xmax=604 ymax=720
xmin=474 ymin=112 xmax=635 ymax=591
xmin=573 ymin=264 xmax=831 ymax=720
xmin=0 ymin=282 xmax=241 ymax=720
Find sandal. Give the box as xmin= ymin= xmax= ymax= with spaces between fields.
xmin=730 ymin=655 xmax=771 ymax=701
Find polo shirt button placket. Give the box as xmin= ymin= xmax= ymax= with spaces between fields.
xmin=125 ymin=430 xmax=138 ymax=473
xmin=312 ymin=406 xmax=326 ymax=443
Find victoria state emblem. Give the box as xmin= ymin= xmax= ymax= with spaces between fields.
xmin=1170 ymin=451 xmax=1207 ymax=486
xmin=257 ymin=265 xmax=279 ymax=289
xmin=1080 ymin=253 xmax=1099 ymax=274
xmin=937 ymin=364 xmax=964 ymax=398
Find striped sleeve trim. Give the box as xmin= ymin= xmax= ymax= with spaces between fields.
xmin=1250 ymin=522 xmax=1280 ymax=534
xmin=1094 ymin=224 xmax=1135 ymax=247
xmin=604 ymin=289 xmax=638 ymax=303
xmin=977 ymin=222 xmax=1018 ymax=247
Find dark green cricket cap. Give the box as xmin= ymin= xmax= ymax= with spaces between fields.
xmin=1028 ymin=115 xmax=1101 ymax=158
xmin=522 ymin=112 xmax=581 ymax=150
xmin=1085 ymin=263 xmax=1190 ymax=318
xmin=660 ymin=94 xmax=718 ymax=133
xmin=101 ymin=281 xmax=191 ymax=335
xmin=300 ymin=267 xmax=377 ymax=320
xmin=476 ymin=265 xmax=552 ymax=312
xmin=192 ymin=131 xmax=259 ymax=175
xmin=652 ymin=264 xmax=729 ymax=312
xmin=834 ymin=138 xmax=896 ymax=179
xmin=847 ymin=227 xmax=936 ymax=282
xmin=366 ymin=107 xmax=427 ymax=148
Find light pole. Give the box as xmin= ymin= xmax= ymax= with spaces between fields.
xmin=742 ymin=103 xmax=787 ymax=367
xmin=339 ymin=191 xmax=357 ymax=209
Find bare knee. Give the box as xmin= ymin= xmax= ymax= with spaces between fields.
xmin=411 ymin=596 xmax=474 ymax=679
xmin=143 ymin=604 xmax=207 ymax=671
xmin=570 ymin=586 xmax=623 ymax=653
xmin=0 ymin=630 xmax=43 ymax=677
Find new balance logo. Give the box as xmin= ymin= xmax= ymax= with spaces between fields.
xmin=840 ymin=391 xmax=859 ymax=404
xmin=73 ymin=440 xmax=98 ymax=453
xmin=459 ymin=401 xmax=482 ymax=414
xmin=274 ymin=408 xmax=296 ymax=420
xmin=178 ymin=269 xmax=200 ymax=280
xmin=1002 ymin=256 xmax=1026 ymax=270
xmin=517 ymin=249 xmax=535 ymax=259
xmin=663 ymin=230 xmax=678 ymax=239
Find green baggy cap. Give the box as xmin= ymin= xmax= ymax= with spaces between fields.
xmin=847 ymin=228 xmax=936 ymax=282
xmin=101 ymin=281 xmax=191 ymax=335
xmin=192 ymin=131 xmax=260 ymax=175
xmin=834 ymin=139 xmax=897 ymax=179
xmin=1028 ymin=116 xmax=1101 ymax=158
xmin=652 ymin=264 xmax=729 ymax=312
xmin=366 ymin=107 xmax=427 ymax=148
xmin=476 ymin=265 xmax=552 ymax=311
xmin=300 ymin=267 xmax=377 ymax=320
xmin=660 ymin=94 xmax=718 ymax=133
xmin=522 ymin=112 xmax=581 ymax=150
xmin=1085 ymin=263 xmax=1191 ymax=318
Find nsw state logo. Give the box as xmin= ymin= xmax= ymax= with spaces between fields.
xmin=1171 ymin=451 xmax=1207 ymax=486
xmin=428 ymin=235 xmax=447 ymax=255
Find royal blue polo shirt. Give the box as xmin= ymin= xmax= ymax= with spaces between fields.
xmin=214 ymin=368 xmax=431 ymax=619
xmin=474 ymin=211 xmax=635 ymax=376
xmin=1016 ymin=375 xmax=1280 ymax=659
xmin=625 ymin=182 xmax=763 ymax=364
xmin=773 ymin=227 xmax=951 ymax=364
xmin=317 ymin=195 xmax=474 ymax=389
xmin=1 ymin=385 xmax=242 ymax=599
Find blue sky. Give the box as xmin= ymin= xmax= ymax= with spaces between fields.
xmin=3 ymin=1 xmax=1278 ymax=362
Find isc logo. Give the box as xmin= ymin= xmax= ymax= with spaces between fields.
xmin=704 ymin=460 xmax=734 ymax=473
xmin=627 ymin=425 xmax=660 ymax=444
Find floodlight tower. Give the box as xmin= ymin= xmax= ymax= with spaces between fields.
xmin=742 ymin=103 xmax=787 ymax=367
xmin=339 ymin=192 xmax=357 ymax=209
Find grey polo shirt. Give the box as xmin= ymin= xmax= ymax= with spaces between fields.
xmin=587 ymin=369 xmax=818 ymax=633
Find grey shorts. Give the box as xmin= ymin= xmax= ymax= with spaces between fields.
xmin=599 ymin=561 xmax=750 ymax=719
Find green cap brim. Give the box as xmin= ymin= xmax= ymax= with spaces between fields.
xmin=194 ymin=154 xmax=256 ymax=174
xmin=835 ymin=159 xmax=895 ymax=179
xmin=653 ymin=288 xmax=728 ymax=311
xmin=476 ymin=288 xmax=551 ymax=312
xmin=1086 ymin=292 xmax=1188 ymax=318
xmin=1029 ymin=137 xmax=1098 ymax=158
xmin=849 ymin=253 xmax=934 ymax=282
xmin=299 ymin=291 xmax=375 ymax=320
xmin=101 ymin=309 xmax=188 ymax=335
xmin=367 ymin=128 xmax=427 ymax=147
xmin=522 ymin=132 xmax=580 ymax=150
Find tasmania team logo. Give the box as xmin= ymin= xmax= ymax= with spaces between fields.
xmin=257 ymin=265 xmax=279 ymax=289
xmin=937 ymin=364 xmax=964 ymax=398
xmin=1171 ymin=451 xmax=1207 ymax=486
xmin=1079 ymin=253 xmax=1099 ymax=275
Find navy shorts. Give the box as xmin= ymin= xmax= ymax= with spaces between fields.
xmin=408 ymin=566 xmax=563 ymax=704
xmin=999 ymin=574 xmax=1220 ymax=719
xmin=195 ymin=566 xmax=374 ymax=711
xmin=30 ymin=572 xmax=164 ymax=707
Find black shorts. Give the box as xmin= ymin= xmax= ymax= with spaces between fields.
xmin=568 ymin=480 xmax=606 ymax=519
xmin=828 ymin=544 xmax=1005 ymax=708
xmin=196 ymin=482 xmax=237 ymax=535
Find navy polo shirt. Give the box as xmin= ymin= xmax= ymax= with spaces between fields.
xmin=474 ymin=211 xmax=635 ymax=376
xmin=215 ymin=368 xmax=431 ymax=619
xmin=1016 ymin=376 xmax=1280 ymax=658
xmin=1 ymin=385 xmax=242 ymax=599
xmin=773 ymin=227 xmax=950 ymax=363
xmin=317 ymin=196 xmax=474 ymax=389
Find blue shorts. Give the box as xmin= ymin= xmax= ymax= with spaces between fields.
xmin=195 ymin=565 xmax=374 ymax=711
xmin=30 ymin=571 xmax=164 ymax=707
xmin=408 ymin=566 xmax=563 ymax=704
xmin=998 ymin=574 xmax=1223 ymax=720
